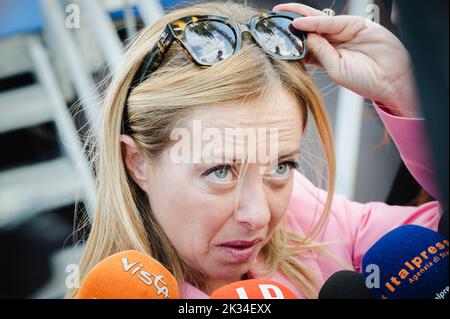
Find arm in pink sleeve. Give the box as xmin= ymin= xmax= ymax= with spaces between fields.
xmin=373 ymin=101 xmax=442 ymax=202
xmin=347 ymin=102 xmax=443 ymax=270
xmin=347 ymin=199 xmax=441 ymax=271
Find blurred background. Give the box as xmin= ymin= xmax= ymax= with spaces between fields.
xmin=0 ymin=0 xmax=447 ymax=298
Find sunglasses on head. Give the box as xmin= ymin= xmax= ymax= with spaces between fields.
xmin=123 ymin=11 xmax=307 ymax=133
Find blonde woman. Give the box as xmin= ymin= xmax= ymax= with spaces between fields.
xmin=67 ymin=2 xmax=441 ymax=298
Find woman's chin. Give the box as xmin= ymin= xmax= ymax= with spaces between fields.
xmin=204 ymin=258 xmax=256 ymax=283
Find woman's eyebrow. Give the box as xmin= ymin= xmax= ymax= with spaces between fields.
xmin=277 ymin=150 xmax=301 ymax=160
xmin=192 ymin=150 xmax=300 ymax=165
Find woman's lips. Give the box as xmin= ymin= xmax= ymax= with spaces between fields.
xmin=217 ymin=239 xmax=262 ymax=263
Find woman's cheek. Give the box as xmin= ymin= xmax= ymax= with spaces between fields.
xmin=191 ymin=196 xmax=235 ymax=244
xmin=266 ymin=179 xmax=294 ymax=226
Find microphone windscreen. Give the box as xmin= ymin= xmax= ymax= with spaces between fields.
xmin=318 ymin=270 xmax=372 ymax=299
xmin=210 ymin=279 xmax=297 ymax=299
xmin=362 ymin=225 xmax=449 ymax=299
xmin=77 ymin=250 xmax=179 ymax=299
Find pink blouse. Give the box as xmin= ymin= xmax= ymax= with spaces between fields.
xmin=180 ymin=102 xmax=443 ymax=298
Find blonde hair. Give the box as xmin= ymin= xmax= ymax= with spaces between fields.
xmin=67 ymin=1 xmax=338 ymax=299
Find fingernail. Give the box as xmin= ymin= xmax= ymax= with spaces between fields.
xmin=272 ymin=3 xmax=286 ymax=10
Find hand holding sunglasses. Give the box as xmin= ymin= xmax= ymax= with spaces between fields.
xmin=274 ymin=3 xmax=419 ymax=118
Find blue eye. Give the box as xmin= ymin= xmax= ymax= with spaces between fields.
xmin=202 ymin=165 xmax=235 ymax=182
xmin=276 ymin=164 xmax=288 ymax=175
xmin=270 ymin=160 xmax=299 ymax=178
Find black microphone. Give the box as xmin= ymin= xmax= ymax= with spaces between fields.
xmin=318 ymin=270 xmax=373 ymax=299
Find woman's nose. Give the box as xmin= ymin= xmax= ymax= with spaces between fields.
xmin=234 ymin=182 xmax=270 ymax=231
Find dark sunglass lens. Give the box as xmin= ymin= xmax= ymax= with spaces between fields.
xmin=185 ymin=20 xmax=237 ymax=64
xmin=254 ymin=17 xmax=306 ymax=58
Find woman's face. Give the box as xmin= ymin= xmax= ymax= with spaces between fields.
xmin=124 ymin=87 xmax=303 ymax=292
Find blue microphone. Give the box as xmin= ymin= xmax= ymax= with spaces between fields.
xmin=362 ymin=225 xmax=449 ymax=299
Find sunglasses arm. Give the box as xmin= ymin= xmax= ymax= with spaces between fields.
xmin=130 ymin=25 xmax=175 ymax=91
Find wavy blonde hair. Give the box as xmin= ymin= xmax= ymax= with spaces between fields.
xmin=66 ymin=1 xmax=338 ymax=299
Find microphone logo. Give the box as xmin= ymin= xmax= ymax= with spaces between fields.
xmin=382 ymin=238 xmax=448 ymax=297
xmin=236 ymin=284 xmax=285 ymax=299
xmin=153 ymin=274 xmax=169 ymax=298
xmin=211 ymin=279 xmax=297 ymax=299
xmin=121 ymin=257 xmax=170 ymax=298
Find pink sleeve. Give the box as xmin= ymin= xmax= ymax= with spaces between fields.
xmin=345 ymin=199 xmax=441 ymax=271
xmin=373 ymin=101 xmax=442 ymax=202
xmin=347 ymin=102 xmax=442 ymax=270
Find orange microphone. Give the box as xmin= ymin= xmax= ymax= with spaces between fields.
xmin=210 ymin=279 xmax=297 ymax=299
xmin=76 ymin=250 xmax=179 ymax=299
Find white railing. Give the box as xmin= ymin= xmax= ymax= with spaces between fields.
xmin=28 ymin=36 xmax=97 ymax=215
xmin=79 ymin=0 xmax=124 ymax=75
xmin=40 ymin=0 xmax=103 ymax=133
xmin=333 ymin=0 xmax=370 ymax=200
xmin=136 ymin=0 xmax=164 ymax=26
